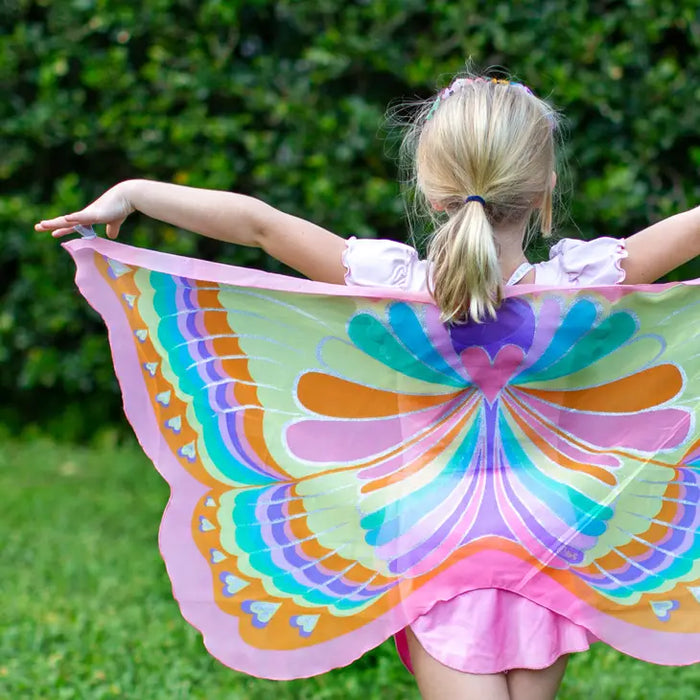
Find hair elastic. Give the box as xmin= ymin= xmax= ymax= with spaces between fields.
xmin=464 ymin=195 xmax=486 ymax=206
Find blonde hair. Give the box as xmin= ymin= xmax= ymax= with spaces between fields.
xmin=402 ymin=76 xmax=558 ymax=323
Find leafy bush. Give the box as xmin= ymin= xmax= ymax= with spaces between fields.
xmin=2 ymin=0 xmax=699 ymax=436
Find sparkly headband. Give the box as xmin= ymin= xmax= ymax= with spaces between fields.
xmin=425 ymin=77 xmax=534 ymax=121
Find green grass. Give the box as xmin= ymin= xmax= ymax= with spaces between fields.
xmin=2 ymin=433 xmax=699 ymax=699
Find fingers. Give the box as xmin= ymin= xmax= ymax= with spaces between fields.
xmin=34 ymin=218 xmax=82 ymax=237
xmin=35 ymin=211 xmax=106 ymax=239
xmin=105 ymin=221 xmax=121 ymax=239
xmin=62 ymin=210 xmax=96 ymax=224
xmin=35 ymin=214 xmax=85 ymax=231
xmin=35 ymin=208 xmax=99 ymax=231
xmin=35 ymin=216 xmax=75 ymax=231
xmin=36 ymin=220 xmax=123 ymax=239
xmin=36 ymin=206 xmax=125 ymax=240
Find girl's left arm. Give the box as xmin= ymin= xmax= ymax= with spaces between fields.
xmin=622 ymin=205 xmax=700 ymax=283
xmin=35 ymin=179 xmax=349 ymax=284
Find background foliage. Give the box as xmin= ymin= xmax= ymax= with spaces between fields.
xmin=2 ymin=0 xmax=700 ymax=436
xmin=3 ymin=3 xmax=700 ymax=698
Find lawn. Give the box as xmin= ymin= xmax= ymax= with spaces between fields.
xmin=2 ymin=433 xmax=698 ymax=699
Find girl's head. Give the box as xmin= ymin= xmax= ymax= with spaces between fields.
xmin=402 ymin=75 xmax=559 ymax=323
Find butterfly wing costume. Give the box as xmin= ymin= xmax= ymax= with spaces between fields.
xmin=64 ymin=236 xmax=700 ymax=679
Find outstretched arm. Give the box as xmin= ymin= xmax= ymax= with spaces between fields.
xmin=35 ymin=179 xmax=349 ymax=284
xmin=622 ymin=205 xmax=700 ymax=283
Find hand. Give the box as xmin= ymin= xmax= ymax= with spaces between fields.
xmin=35 ymin=181 xmax=135 ymax=239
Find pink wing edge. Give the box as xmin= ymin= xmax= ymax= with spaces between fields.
xmin=63 ymin=237 xmax=700 ymax=677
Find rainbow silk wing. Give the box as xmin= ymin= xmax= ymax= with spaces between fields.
xmin=64 ymin=237 xmax=700 ymax=678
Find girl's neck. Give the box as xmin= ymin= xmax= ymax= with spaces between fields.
xmin=494 ymin=223 xmax=530 ymax=280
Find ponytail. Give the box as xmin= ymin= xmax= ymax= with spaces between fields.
xmin=428 ymin=200 xmax=502 ymax=323
xmin=401 ymin=73 xmax=557 ymax=325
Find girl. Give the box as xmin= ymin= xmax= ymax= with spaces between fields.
xmin=36 ymin=75 xmax=700 ymax=700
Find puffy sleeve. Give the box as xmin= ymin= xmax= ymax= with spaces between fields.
xmin=342 ymin=237 xmax=429 ymax=293
xmin=535 ymin=237 xmax=628 ymax=286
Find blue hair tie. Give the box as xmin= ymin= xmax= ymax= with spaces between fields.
xmin=464 ymin=195 xmax=486 ymax=206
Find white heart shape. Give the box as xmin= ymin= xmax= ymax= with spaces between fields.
xmin=650 ymin=600 xmax=677 ymax=621
xmin=291 ymin=614 xmax=319 ymax=637
xmin=211 ymin=549 xmax=226 ymax=564
xmin=221 ymin=572 xmax=248 ymax=597
xmin=199 ymin=517 xmax=215 ymax=532
xmin=165 ymin=416 xmax=182 ymax=433
xmin=247 ymin=601 xmax=280 ymax=625
xmin=108 ymin=259 xmax=132 ymax=278
xmin=179 ymin=442 xmax=196 ymax=461
xmin=143 ymin=362 xmax=158 ymax=377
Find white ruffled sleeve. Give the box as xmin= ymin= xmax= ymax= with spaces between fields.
xmin=342 ymin=237 xmax=429 ymax=293
xmin=535 ymin=237 xmax=628 ymax=286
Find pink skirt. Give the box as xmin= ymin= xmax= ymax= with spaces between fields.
xmin=395 ymin=588 xmax=598 ymax=674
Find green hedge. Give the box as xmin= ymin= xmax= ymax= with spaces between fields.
xmin=3 ymin=0 xmax=699 ymax=437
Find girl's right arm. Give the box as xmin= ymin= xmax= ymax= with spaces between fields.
xmin=35 ymin=179 xmax=349 ymax=284
xmin=622 ymin=205 xmax=700 ymax=284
